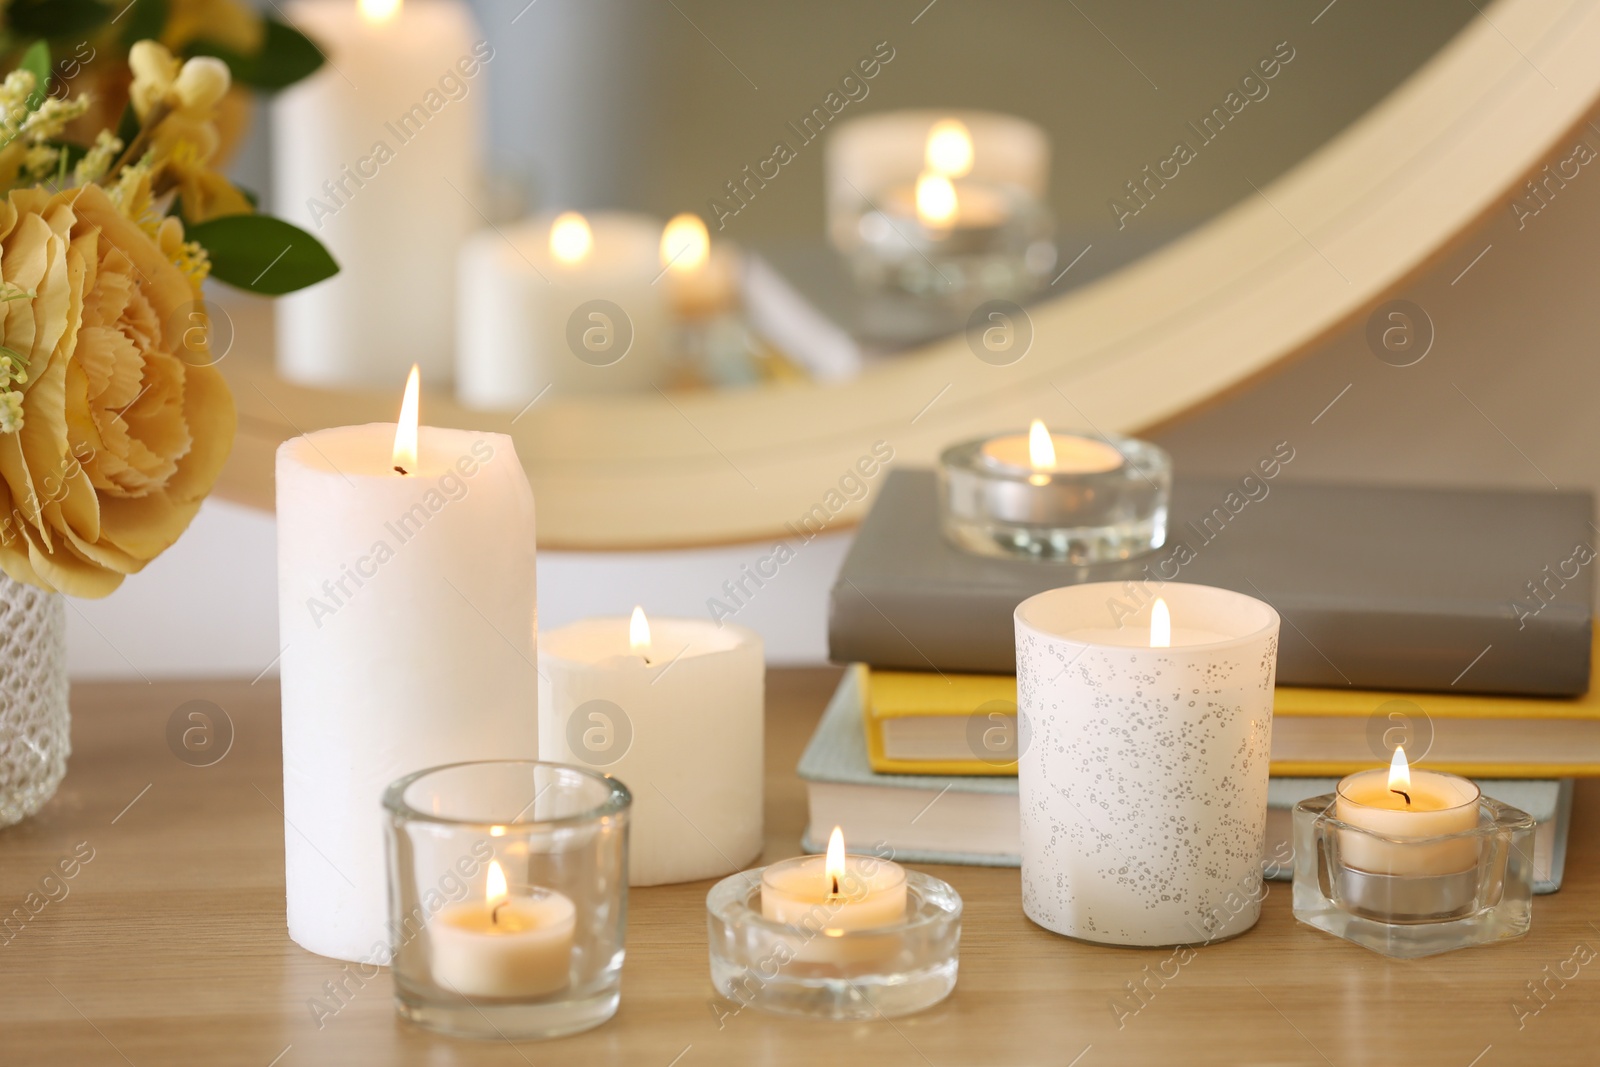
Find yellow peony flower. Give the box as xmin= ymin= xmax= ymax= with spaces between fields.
xmin=0 ymin=184 xmax=235 ymax=597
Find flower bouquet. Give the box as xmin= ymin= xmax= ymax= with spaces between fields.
xmin=0 ymin=36 xmax=334 ymax=595
xmin=0 ymin=31 xmax=335 ymax=824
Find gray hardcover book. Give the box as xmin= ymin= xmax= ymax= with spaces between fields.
xmin=829 ymin=470 xmax=1593 ymax=695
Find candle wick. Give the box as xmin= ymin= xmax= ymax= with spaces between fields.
xmin=1391 ymin=788 xmax=1411 ymax=806
xmin=830 ymin=874 xmax=840 ymax=896
xmin=491 ymin=900 xmax=506 ymax=925
xmin=393 ymin=465 xmax=409 ymax=476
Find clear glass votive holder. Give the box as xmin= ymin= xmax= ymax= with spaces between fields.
xmin=706 ymin=864 xmax=961 ymax=1021
xmin=939 ymin=432 xmax=1171 ymax=563
xmin=1291 ymin=792 xmax=1534 ymax=959
xmin=384 ymin=761 xmax=631 ymax=1040
xmin=826 ymin=109 xmax=1056 ymax=307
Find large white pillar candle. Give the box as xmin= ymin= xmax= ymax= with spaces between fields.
xmin=456 ymin=211 xmax=669 ymax=407
xmin=537 ymin=610 xmax=762 ymax=886
xmin=1015 ymin=583 xmax=1279 ymax=947
xmin=276 ymin=371 xmax=538 ymax=962
xmin=274 ymin=0 xmax=486 ymax=386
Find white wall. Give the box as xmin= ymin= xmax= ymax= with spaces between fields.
xmin=64 ymin=498 xmax=848 ymax=680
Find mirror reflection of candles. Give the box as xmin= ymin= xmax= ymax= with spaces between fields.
xmin=549 ymin=211 xmax=593 ymax=266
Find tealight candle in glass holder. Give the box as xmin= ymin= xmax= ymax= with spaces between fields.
xmin=1291 ymin=748 xmax=1535 ymax=958
xmin=706 ymin=827 xmax=961 ymax=1020
xmin=940 ymin=420 xmax=1171 ymax=563
xmin=826 ymin=110 xmax=1056 ymax=305
xmin=385 ymin=761 xmax=630 ymax=1040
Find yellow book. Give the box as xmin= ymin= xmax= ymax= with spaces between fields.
xmin=864 ymin=631 xmax=1600 ymax=778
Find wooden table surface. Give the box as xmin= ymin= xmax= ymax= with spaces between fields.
xmin=3 ymin=669 xmax=1598 ymax=1066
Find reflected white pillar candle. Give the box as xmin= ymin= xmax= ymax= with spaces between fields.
xmin=276 ymin=404 xmax=538 ymax=962
xmin=456 ymin=211 xmax=668 ymax=407
xmin=274 ymin=0 xmax=485 ymax=386
xmin=1015 ymin=582 xmax=1279 ymax=947
xmin=537 ymin=612 xmax=762 ymax=886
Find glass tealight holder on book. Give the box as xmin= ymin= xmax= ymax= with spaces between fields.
xmin=384 ymin=761 xmax=630 ymax=1040
xmin=1291 ymin=791 xmax=1534 ymax=959
xmin=939 ymin=422 xmax=1171 ymax=563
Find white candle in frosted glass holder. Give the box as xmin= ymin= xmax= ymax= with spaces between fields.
xmin=1014 ymin=582 xmax=1279 ymax=947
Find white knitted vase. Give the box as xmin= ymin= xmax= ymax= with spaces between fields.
xmin=0 ymin=573 xmax=68 ymax=827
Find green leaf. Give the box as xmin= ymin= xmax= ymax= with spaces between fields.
xmin=119 ymin=0 xmax=169 ymax=49
xmin=6 ymin=0 xmax=112 ymax=39
xmin=19 ymin=41 xmax=49 ymax=110
xmin=185 ymin=214 xmax=339 ymax=295
xmin=114 ymin=100 xmax=141 ymax=147
xmin=185 ymin=18 xmax=324 ymax=92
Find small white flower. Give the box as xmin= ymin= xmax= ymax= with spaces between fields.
xmin=0 ymin=391 xmax=24 ymax=434
xmin=174 ymin=57 xmax=231 ymax=111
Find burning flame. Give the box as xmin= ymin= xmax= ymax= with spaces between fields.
xmin=1027 ymin=419 xmax=1056 ymax=472
xmin=486 ymin=859 xmax=508 ymax=906
xmin=1151 ymin=598 xmax=1171 ymax=648
xmin=358 ymin=0 xmax=402 ymax=24
xmin=629 ymin=606 xmax=652 ymax=659
xmin=391 ymin=363 xmax=419 ymax=475
xmin=1389 ymin=745 xmax=1412 ymax=797
xmin=915 ymin=172 xmax=958 ymax=228
xmin=550 ymin=211 xmax=593 ymax=265
xmin=825 ymin=825 xmax=846 ymax=897
xmin=660 ymin=213 xmax=710 ymax=273
xmin=925 ymin=119 xmax=974 ymax=178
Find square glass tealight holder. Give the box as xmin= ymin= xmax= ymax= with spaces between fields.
xmin=384 ymin=761 xmax=630 ymax=1040
xmin=1291 ymin=792 xmax=1535 ymax=959
xmin=939 ymin=432 xmax=1171 ymax=563
xmin=705 ymin=865 xmax=961 ymax=1021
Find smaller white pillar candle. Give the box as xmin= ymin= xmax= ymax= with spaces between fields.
xmin=1335 ymin=747 xmax=1480 ymax=876
xmin=457 ymin=211 xmax=668 ymax=407
xmin=538 ymin=610 xmax=763 ymax=886
xmin=431 ymin=861 xmax=576 ymax=998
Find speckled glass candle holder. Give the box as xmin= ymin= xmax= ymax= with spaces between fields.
xmin=1014 ymin=582 xmax=1279 ymax=946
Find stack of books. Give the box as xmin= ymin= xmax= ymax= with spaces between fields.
xmin=807 ymin=469 xmax=1597 ymax=892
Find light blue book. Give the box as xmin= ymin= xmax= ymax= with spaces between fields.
xmin=799 ymin=668 xmax=1572 ymax=892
